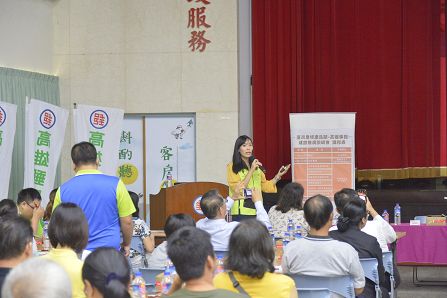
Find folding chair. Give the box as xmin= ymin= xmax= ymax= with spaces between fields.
xmin=140 ymin=268 xmax=163 ymax=294
xmin=360 ymin=258 xmax=382 ymax=298
xmin=290 ymin=274 xmax=355 ymax=298
xmin=297 ymin=288 xmax=331 ymax=298
xmin=382 ymin=251 xmax=396 ymax=298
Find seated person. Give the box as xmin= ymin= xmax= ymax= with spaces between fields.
xmin=2 ymin=257 xmax=71 ymax=298
xmin=82 ymin=247 xmax=131 ymax=298
xmin=167 ymin=226 xmax=244 ymax=297
xmin=330 ymin=200 xmax=390 ymax=298
xmin=0 ymin=216 xmax=33 ymax=291
xmin=128 ymin=191 xmax=154 ymax=271
xmin=197 ymin=188 xmax=271 ymax=251
xmin=42 ymin=203 xmax=89 ymax=298
xmin=147 ymin=213 xmax=195 ymax=269
xmin=282 ymin=194 xmax=365 ymax=297
xmin=17 ymin=188 xmax=45 ymax=240
xmin=268 ymin=182 xmax=310 ymax=238
xmin=0 ymin=199 xmax=18 ymax=218
xmin=214 ymin=219 xmax=296 ymax=298
xmin=332 ymin=188 xmax=396 ymax=252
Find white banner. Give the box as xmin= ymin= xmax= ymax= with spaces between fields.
xmin=0 ymin=102 xmax=17 ymax=199
xmin=24 ymin=99 xmax=68 ymax=206
xmin=118 ymin=116 xmax=144 ymax=216
xmin=290 ymin=113 xmax=356 ymax=200
xmin=73 ymin=104 xmax=124 ymax=176
xmin=145 ymin=115 xmax=196 ymax=196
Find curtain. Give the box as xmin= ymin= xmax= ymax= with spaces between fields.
xmin=0 ymin=67 xmax=60 ymax=199
xmin=252 ymin=0 xmax=445 ymax=180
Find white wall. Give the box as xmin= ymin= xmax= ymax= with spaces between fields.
xmin=53 ymin=0 xmax=239 ymax=184
xmin=0 ymin=0 xmax=53 ymax=74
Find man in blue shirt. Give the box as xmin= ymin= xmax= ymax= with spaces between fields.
xmin=53 ymin=142 xmax=135 ymax=258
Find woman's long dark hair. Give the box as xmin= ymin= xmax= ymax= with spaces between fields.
xmin=226 ymin=219 xmax=275 ymax=278
xmin=275 ymin=182 xmax=305 ymax=213
xmin=82 ymin=248 xmax=131 ymax=298
xmin=232 ymin=135 xmax=253 ymax=174
xmin=337 ymin=199 xmax=367 ymax=232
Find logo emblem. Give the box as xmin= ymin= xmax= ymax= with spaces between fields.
xmin=40 ymin=109 xmax=56 ymax=129
xmin=0 ymin=106 xmax=6 ymax=127
xmin=193 ymin=196 xmax=203 ymax=215
xmin=90 ymin=110 xmax=109 ymax=129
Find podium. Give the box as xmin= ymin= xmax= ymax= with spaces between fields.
xmin=149 ymin=182 xmax=229 ymax=230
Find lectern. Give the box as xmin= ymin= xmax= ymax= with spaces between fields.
xmin=149 ymin=182 xmax=229 ymax=230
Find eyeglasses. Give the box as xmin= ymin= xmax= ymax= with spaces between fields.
xmin=25 ymin=201 xmax=40 ymax=210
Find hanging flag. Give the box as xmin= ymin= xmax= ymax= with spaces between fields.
xmin=24 ymin=99 xmax=68 ymax=206
xmin=0 ymin=101 xmax=17 ymax=199
xmin=73 ymin=104 xmax=124 ymax=176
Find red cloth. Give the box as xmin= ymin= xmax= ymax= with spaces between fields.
xmin=252 ymin=0 xmax=445 ymax=177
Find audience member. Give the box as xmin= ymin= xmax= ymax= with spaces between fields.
xmin=330 ymin=200 xmax=390 ymax=298
xmin=167 ymin=226 xmax=243 ymax=297
xmin=53 ymin=142 xmax=135 ymax=259
xmin=82 ymin=247 xmax=131 ymax=298
xmin=0 ymin=216 xmax=33 ymax=292
xmin=147 ymin=213 xmax=195 ymax=269
xmin=43 ymin=188 xmax=58 ymax=221
xmin=42 ymin=203 xmax=89 ymax=298
xmin=17 ymin=188 xmax=45 ymax=239
xmin=0 ymin=199 xmax=17 ymax=218
xmin=2 ymin=258 xmax=71 ymax=298
xmin=333 ymin=188 xmax=397 ymax=252
xmin=282 ymin=194 xmax=365 ymax=296
xmin=214 ymin=219 xmax=296 ymax=298
xmin=268 ymin=182 xmax=309 ymax=238
xmin=197 ymin=186 xmax=271 ymax=251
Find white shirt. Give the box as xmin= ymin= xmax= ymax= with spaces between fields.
xmin=196 ymin=197 xmax=271 ymax=251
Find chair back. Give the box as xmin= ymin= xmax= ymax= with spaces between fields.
xmin=297 ymin=288 xmax=331 ymax=298
xmin=290 ymin=274 xmax=354 ymax=298
xmin=414 ymin=216 xmax=427 ymax=224
xmin=130 ymin=235 xmax=145 ymax=255
xmin=360 ymin=258 xmax=382 ymax=298
xmin=382 ymin=252 xmax=393 ymax=275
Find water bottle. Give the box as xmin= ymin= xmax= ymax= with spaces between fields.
xmin=43 ymin=221 xmax=50 ymax=251
xmin=294 ymin=225 xmax=302 ymax=239
xmin=287 ymin=219 xmax=295 ymax=241
xmin=382 ymin=209 xmax=389 ymax=223
xmin=161 ymin=267 xmax=173 ymax=294
xmin=394 ymin=204 xmax=401 ymax=225
xmin=215 ymin=256 xmax=225 ymax=274
xmin=283 ymin=232 xmax=290 ymax=247
xmin=131 ymin=271 xmax=146 ymax=298
xmin=166 ymin=172 xmax=173 ymax=187
xmin=268 ymin=226 xmax=276 ymax=247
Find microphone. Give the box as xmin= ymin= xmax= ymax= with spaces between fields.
xmin=249 ymin=155 xmax=266 ymax=173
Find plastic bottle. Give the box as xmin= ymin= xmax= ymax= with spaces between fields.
xmin=215 ymin=256 xmax=225 ymax=274
xmin=131 ymin=271 xmax=146 ymax=298
xmin=294 ymin=225 xmax=302 ymax=239
xmin=283 ymin=232 xmax=290 ymax=247
xmin=161 ymin=268 xmax=173 ymax=294
xmin=394 ymin=204 xmax=401 ymax=225
xmin=43 ymin=221 xmax=50 ymax=251
xmin=287 ymin=219 xmax=295 ymax=241
xmin=382 ymin=209 xmax=389 ymax=223
xmin=166 ymin=172 xmax=173 ymax=187
xmin=268 ymin=226 xmax=276 ymax=247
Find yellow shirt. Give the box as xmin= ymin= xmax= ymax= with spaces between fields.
xmin=214 ymin=271 xmax=295 ymax=298
xmin=42 ymin=247 xmax=86 ymax=298
xmin=226 ymin=163 xmax=277 ymax=215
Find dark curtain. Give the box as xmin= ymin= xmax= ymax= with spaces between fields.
xmin=252 ymin=0 xmax=445 ymax=179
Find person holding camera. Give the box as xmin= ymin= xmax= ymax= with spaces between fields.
xmin=197 ymin=188 xmax=271 ymax=251
xmin=227 ymin=135 xmax=290 ymax=221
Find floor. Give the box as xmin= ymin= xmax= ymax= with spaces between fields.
xmin=396 ymin=266 xmax=447 ymax=298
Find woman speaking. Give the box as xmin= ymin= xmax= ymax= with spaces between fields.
xmin=227 ymin=135 xmax=290 ymax=221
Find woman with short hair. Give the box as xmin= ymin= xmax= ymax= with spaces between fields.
xmin=214 ymin=219 xmax=297 ymax=298
xmin=42 ymin=202 xmax=89 ymax=298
